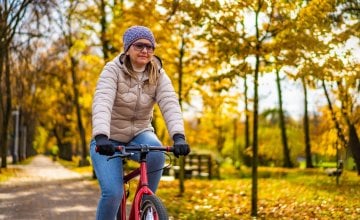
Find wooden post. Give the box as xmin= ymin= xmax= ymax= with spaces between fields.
xmin=208 ymin=155 xmax=212 ymax=179
xmin=197 ymin=155 xmax=201 ymax=178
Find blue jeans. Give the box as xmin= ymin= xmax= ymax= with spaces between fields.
xmin=90 ymin=131 xmax=165 ymax=220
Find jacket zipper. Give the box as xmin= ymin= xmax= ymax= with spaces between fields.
xmin=132 ymin=76 xmax=144 ymax=136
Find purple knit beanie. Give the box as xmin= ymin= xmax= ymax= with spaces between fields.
xmin=123 ymin=26 xmax=156 ymax=52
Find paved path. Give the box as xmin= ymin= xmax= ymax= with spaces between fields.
xmin=1 ymin=155 xmax=87 ymax=185
xmin=0 ymin=155 xmax=99 ymax=220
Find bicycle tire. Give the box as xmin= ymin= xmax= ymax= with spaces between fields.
xmin=140 ymin=194 xmax=168 ymax=220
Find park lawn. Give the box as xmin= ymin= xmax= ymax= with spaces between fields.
xmin=0 ymin=167 xmax=22 ymax=182
xmin=57 ymin=156 xmax=93 ymax=175
xmin=33 ymin=156 xmax=360 ymax=219
xmin=157 ymin=169 xmax=360 ymax=219
xmin=0 ymin=157 xmax=33 ymax=182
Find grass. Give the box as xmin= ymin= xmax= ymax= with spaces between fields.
xmin=0 ymin=167 xmax=21 ymax=182
xmin=56 ymin=156 xmax=93 ymax=175
xmin=54 ymin=157 xmax=360 ymax=219
xmin=0 ymin=157 xmax=34 ymax=182
xmin=157 ymin=169 xmax=360 ymax=219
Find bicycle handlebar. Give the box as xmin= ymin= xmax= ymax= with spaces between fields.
xmin=114 ymin=145 xmax=174 ymax=153
xmin=95 ymin=145 xmax=174 ymax=161
xmin=95 ymin=145 xmax=174 ymax=156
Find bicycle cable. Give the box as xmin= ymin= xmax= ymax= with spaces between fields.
xmin=147 ymin=152 xmax=173 ymax=175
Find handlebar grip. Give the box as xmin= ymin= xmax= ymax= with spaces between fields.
xmin=165 ymin=146 xmax=174 ymax=152
xmin=114 ymin=146 xmax=124 ymax=152
xmin=95 ymin=146 xmax=122 ymax=152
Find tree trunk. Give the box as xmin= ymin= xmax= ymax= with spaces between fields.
xmin=233 ymin=118 xmax=238 ymax=166
xmin=0 ymin=45 xmax=6 ymax=168
xmin=1 ymin=48 xmax=12 ymax=168
xmin=301 ymin=77 xmax=313 ymax=168
xmin=100 ymin=0 xmax=110 ymax=61
xmin=25 ymin=118 xmax=37 ymax=157
xmin=275 ymin=69 xmax=293 ymax=168
xmin=348 ymin=124 xmax=360 ymax=175
xmin=59 ymin=142 xmax=73 ymax=161
xmin=251 ymin=4 xmax=262 ymax=217
xmin=53 ymin=127 xmax=73 ymax=161
xmin=243 ymin=76 xmax=251 ymax=166
xmin=70 ymin=56 xmax=89 ymax=166
xmin=251 ymin=51 xmax=259 ymax=217
xmin=336 ymin=80 xmax=360 ymax=174
xmin=322 ymin=79 xmax=360 ymax=172
xmin=322 ymin=80 xmax=347 ymax=146
xmin=177 ymin=36 xmax=185 ymax=195
xmin=64 ymin=2 xmax=88 ymax=166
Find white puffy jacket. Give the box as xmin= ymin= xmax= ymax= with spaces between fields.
xmin=92 ymin=54 xmax=185 ymax=143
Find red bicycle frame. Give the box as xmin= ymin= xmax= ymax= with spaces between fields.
xmin=110 ymin=145 xmax=173 ymax=220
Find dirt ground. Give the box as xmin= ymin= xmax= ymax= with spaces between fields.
xmin=0 ymin=155 xmax=100 ymax=220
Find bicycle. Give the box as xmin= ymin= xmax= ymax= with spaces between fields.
xmin=96 ymin=144 xmax=174 ymax=220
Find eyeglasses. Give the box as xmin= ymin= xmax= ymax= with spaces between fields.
xmin=132 ymin=42 xmax=154 ymax=53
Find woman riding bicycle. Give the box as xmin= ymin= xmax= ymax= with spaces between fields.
xmin=90 ymin=25 xmax=190 ymax=220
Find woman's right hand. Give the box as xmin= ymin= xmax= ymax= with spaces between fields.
xmin=95 ymin=134 xmax=115 ymax=156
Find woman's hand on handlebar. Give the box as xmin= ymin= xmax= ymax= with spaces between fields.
xmin=95 ymin=134 xmax=115 ymax=156
xmin=173 ymin=134 xmax=190 ymax=158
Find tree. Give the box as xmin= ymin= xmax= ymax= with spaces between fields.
xmin=160 ymin=0 xmax=209 ymax=195
xmin=275 ymin=67 xmax=293 ymax=167
xmin=275 ymin=0 xmax=338 ymax=169
xmin=243 ymin=75 xmax=251 ymax=161
xmin=53 ymin=0 xmax=91 ymax=165
xmin=307 ymin=0 xmax=360 ymax=173
xmin=0 ymin=0 xmax=54 ymax=167
xmin=330 ymin=0 xmax=360 ymax=174
xmin=301 ymin=76 xmax=314 ymax=168
xmin=93 ymin=0 xmax=123 ymax=61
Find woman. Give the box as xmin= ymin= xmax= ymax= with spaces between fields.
xmin=90 ymin=25 xmax=190 ymax=219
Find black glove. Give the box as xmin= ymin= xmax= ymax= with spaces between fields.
xmin=95 ymin=134 xmax=115 ymax=156
xmin=173 ymin=134 xmax=190 ymax=158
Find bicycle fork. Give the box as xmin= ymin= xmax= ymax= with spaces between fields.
xmin=122 ymin=153 xmax=155 ymax=220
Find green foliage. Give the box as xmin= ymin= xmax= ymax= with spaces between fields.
xmin=33 ymin=127 xmax=51 ymax=154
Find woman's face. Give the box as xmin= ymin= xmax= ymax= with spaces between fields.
xmin=126 ymin=39 xmax=154 ymax=69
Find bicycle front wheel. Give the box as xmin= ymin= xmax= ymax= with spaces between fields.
xmin=140 ymin=195 xmax=168 ymax=220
